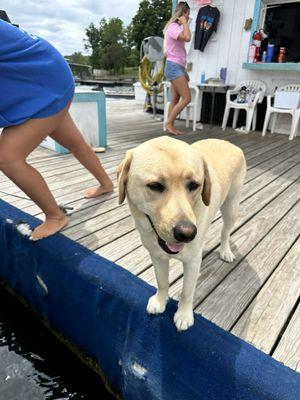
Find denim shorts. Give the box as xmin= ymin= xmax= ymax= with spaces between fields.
xmin=165 ymin=60 xmax=186 ymax=81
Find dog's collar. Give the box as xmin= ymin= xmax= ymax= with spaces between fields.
xmin=146 ymin=214 xmax=180 ymax=255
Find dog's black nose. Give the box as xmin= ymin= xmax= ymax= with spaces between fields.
xmin=173 ymin=221 xmax=197 ymax=243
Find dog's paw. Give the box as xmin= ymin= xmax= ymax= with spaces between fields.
xmin=174 ymin=310 xmax=194 ymax=331
xmin=220 ymin=249 xmax=235 ymax=263
xmin=147 ymin=295 xmax=167 ymax=315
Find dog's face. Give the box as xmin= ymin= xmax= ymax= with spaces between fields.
xmin=118 ymin=137 xmax=211 ymax=255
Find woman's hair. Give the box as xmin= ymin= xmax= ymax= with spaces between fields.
xmin=163 ymin=1 xmax=190 ymax=35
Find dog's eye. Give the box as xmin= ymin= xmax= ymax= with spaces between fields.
xmin=146 ymin=182 xmax=165 ymax=193
xmin=187 ymin=181 xmax=200 ymax=192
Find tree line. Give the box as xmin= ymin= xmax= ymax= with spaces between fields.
xmin=67 ymin=0 xmax=172 ymax=74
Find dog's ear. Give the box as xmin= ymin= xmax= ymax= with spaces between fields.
xmin=117 ymin=150 xmax=133 ymax=204
xmin=202 ymin=160 xmax=211 ymax=207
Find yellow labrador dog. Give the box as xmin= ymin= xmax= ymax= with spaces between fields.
xmin=118 ymin=137 xmax=246 ymax=331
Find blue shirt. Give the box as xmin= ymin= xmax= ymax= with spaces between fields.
xmin=0 ymin=20 xmax=75 ymax=127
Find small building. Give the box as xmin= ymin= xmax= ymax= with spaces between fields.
xmin=164 ymin=0 xmax=300 ymax=134
xmin=184 ymin=0 xmax=300 ymax=94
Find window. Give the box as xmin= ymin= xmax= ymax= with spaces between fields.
xmin=260 ymin=1 xmax=300 ymax=62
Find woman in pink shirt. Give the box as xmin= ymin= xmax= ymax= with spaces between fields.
xmin=164 ymin=1 xmax=191 ymax=135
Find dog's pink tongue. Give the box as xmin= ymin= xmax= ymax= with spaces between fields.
xmin=166 ymin=242 xmax=185 ymax=253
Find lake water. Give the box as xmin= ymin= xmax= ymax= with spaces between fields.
xmin=0 ymin=286 xmax=115 ymax=400
xmin=76 ymin=84 xmax=134 ymax=99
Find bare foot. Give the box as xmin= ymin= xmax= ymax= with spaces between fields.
xmin=164 ymin=123 xmax=184 ymax=136
xmin=30 ymin=214 xmax=68 ymax=241
xmin=173 ymin=128 xmax=184 ymax=135
xmin=84 ymin=184 xmax=114 ymax=199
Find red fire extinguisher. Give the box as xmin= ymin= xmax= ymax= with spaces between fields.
xmin=254 ymin=46 xmax=261 ymax=63
xmin=252 ymin=31 xmax=262 ymax=47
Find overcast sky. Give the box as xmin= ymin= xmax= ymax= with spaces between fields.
xmin=3 ymin=0 xmax=141 ymax=55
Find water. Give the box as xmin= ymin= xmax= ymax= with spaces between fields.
xmin=102 ymin=86 xmax=134 ymax=98
xmin=0 ymin=287 xmax=115 ymax=400
xmin=75 ymin=83 xmax=134 ymax=99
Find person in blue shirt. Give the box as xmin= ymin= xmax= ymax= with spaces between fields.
xmin=0 ymin=19 xmax=113 ymax=240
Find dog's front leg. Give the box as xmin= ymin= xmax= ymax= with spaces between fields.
xmin=174 ymin=255 xmax=202 ymax=331
xmin=147 ymin=256 xmax=169 ymax=315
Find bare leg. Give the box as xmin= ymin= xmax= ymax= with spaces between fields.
xmin=50 ymin=113 xmax=113 ymax=198
xmin=0 ymin=105 xmax=70 ymax=240
xmin=165 ymin=75 xmax=191 ymax=135
xmin=164 ymin=85 xmax=180 ymax=135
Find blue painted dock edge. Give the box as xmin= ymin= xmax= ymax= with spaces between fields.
xmin=0 ymin=199 xmax=299 ymax=400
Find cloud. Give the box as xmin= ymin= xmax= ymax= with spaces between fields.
xmin=3 ymin=0 xmax=140 ymax=55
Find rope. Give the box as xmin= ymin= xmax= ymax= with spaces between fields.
xmin=139 ymin=56 xmax=166 ymax=96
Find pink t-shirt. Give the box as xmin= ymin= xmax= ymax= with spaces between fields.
xmin=165 ymin=22 xmax=186 ymax=66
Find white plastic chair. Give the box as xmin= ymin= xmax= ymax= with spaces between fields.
xmin=222 ymin=80 xmax=267 ymax=133
xmin=163 ymin=82 xmax=200 ymax=131
xmin=262 ymin=84 xmax=300 ymax=140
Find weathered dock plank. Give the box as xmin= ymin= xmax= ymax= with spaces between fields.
xmin=231 ymin=235 xmax=300 ymax=355
xmin=273 ymin=301 xmax=300 ymax=372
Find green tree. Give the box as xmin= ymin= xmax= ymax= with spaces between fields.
xmin=126 ymin=48 xmax=139 ymax=67
xmin=84 ymin=22 xmax=102 ymax=68
xmin=128 ymin=0 xmax=172 ymax=51
xmin=65 ymin=52 xmax=90 ymax=65
xmin=85 ymin=18 xmax=129 ymax=73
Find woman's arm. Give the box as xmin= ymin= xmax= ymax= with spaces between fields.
xmin=177 ymin=16 xmax=191 ymax=42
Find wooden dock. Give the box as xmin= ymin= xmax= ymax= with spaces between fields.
xmin=1 ymin=99 xmax=299 ymax=373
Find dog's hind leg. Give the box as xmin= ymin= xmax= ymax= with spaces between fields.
xmin=220 ymin=195 xmax=239 ymax=262
xmin=147 ymin=256 xmax=169 ymax=315
xmin=220 ymin=181 xmax=244 ymax=263
xmin=220 ymin=160 xmax=246 ymax=262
